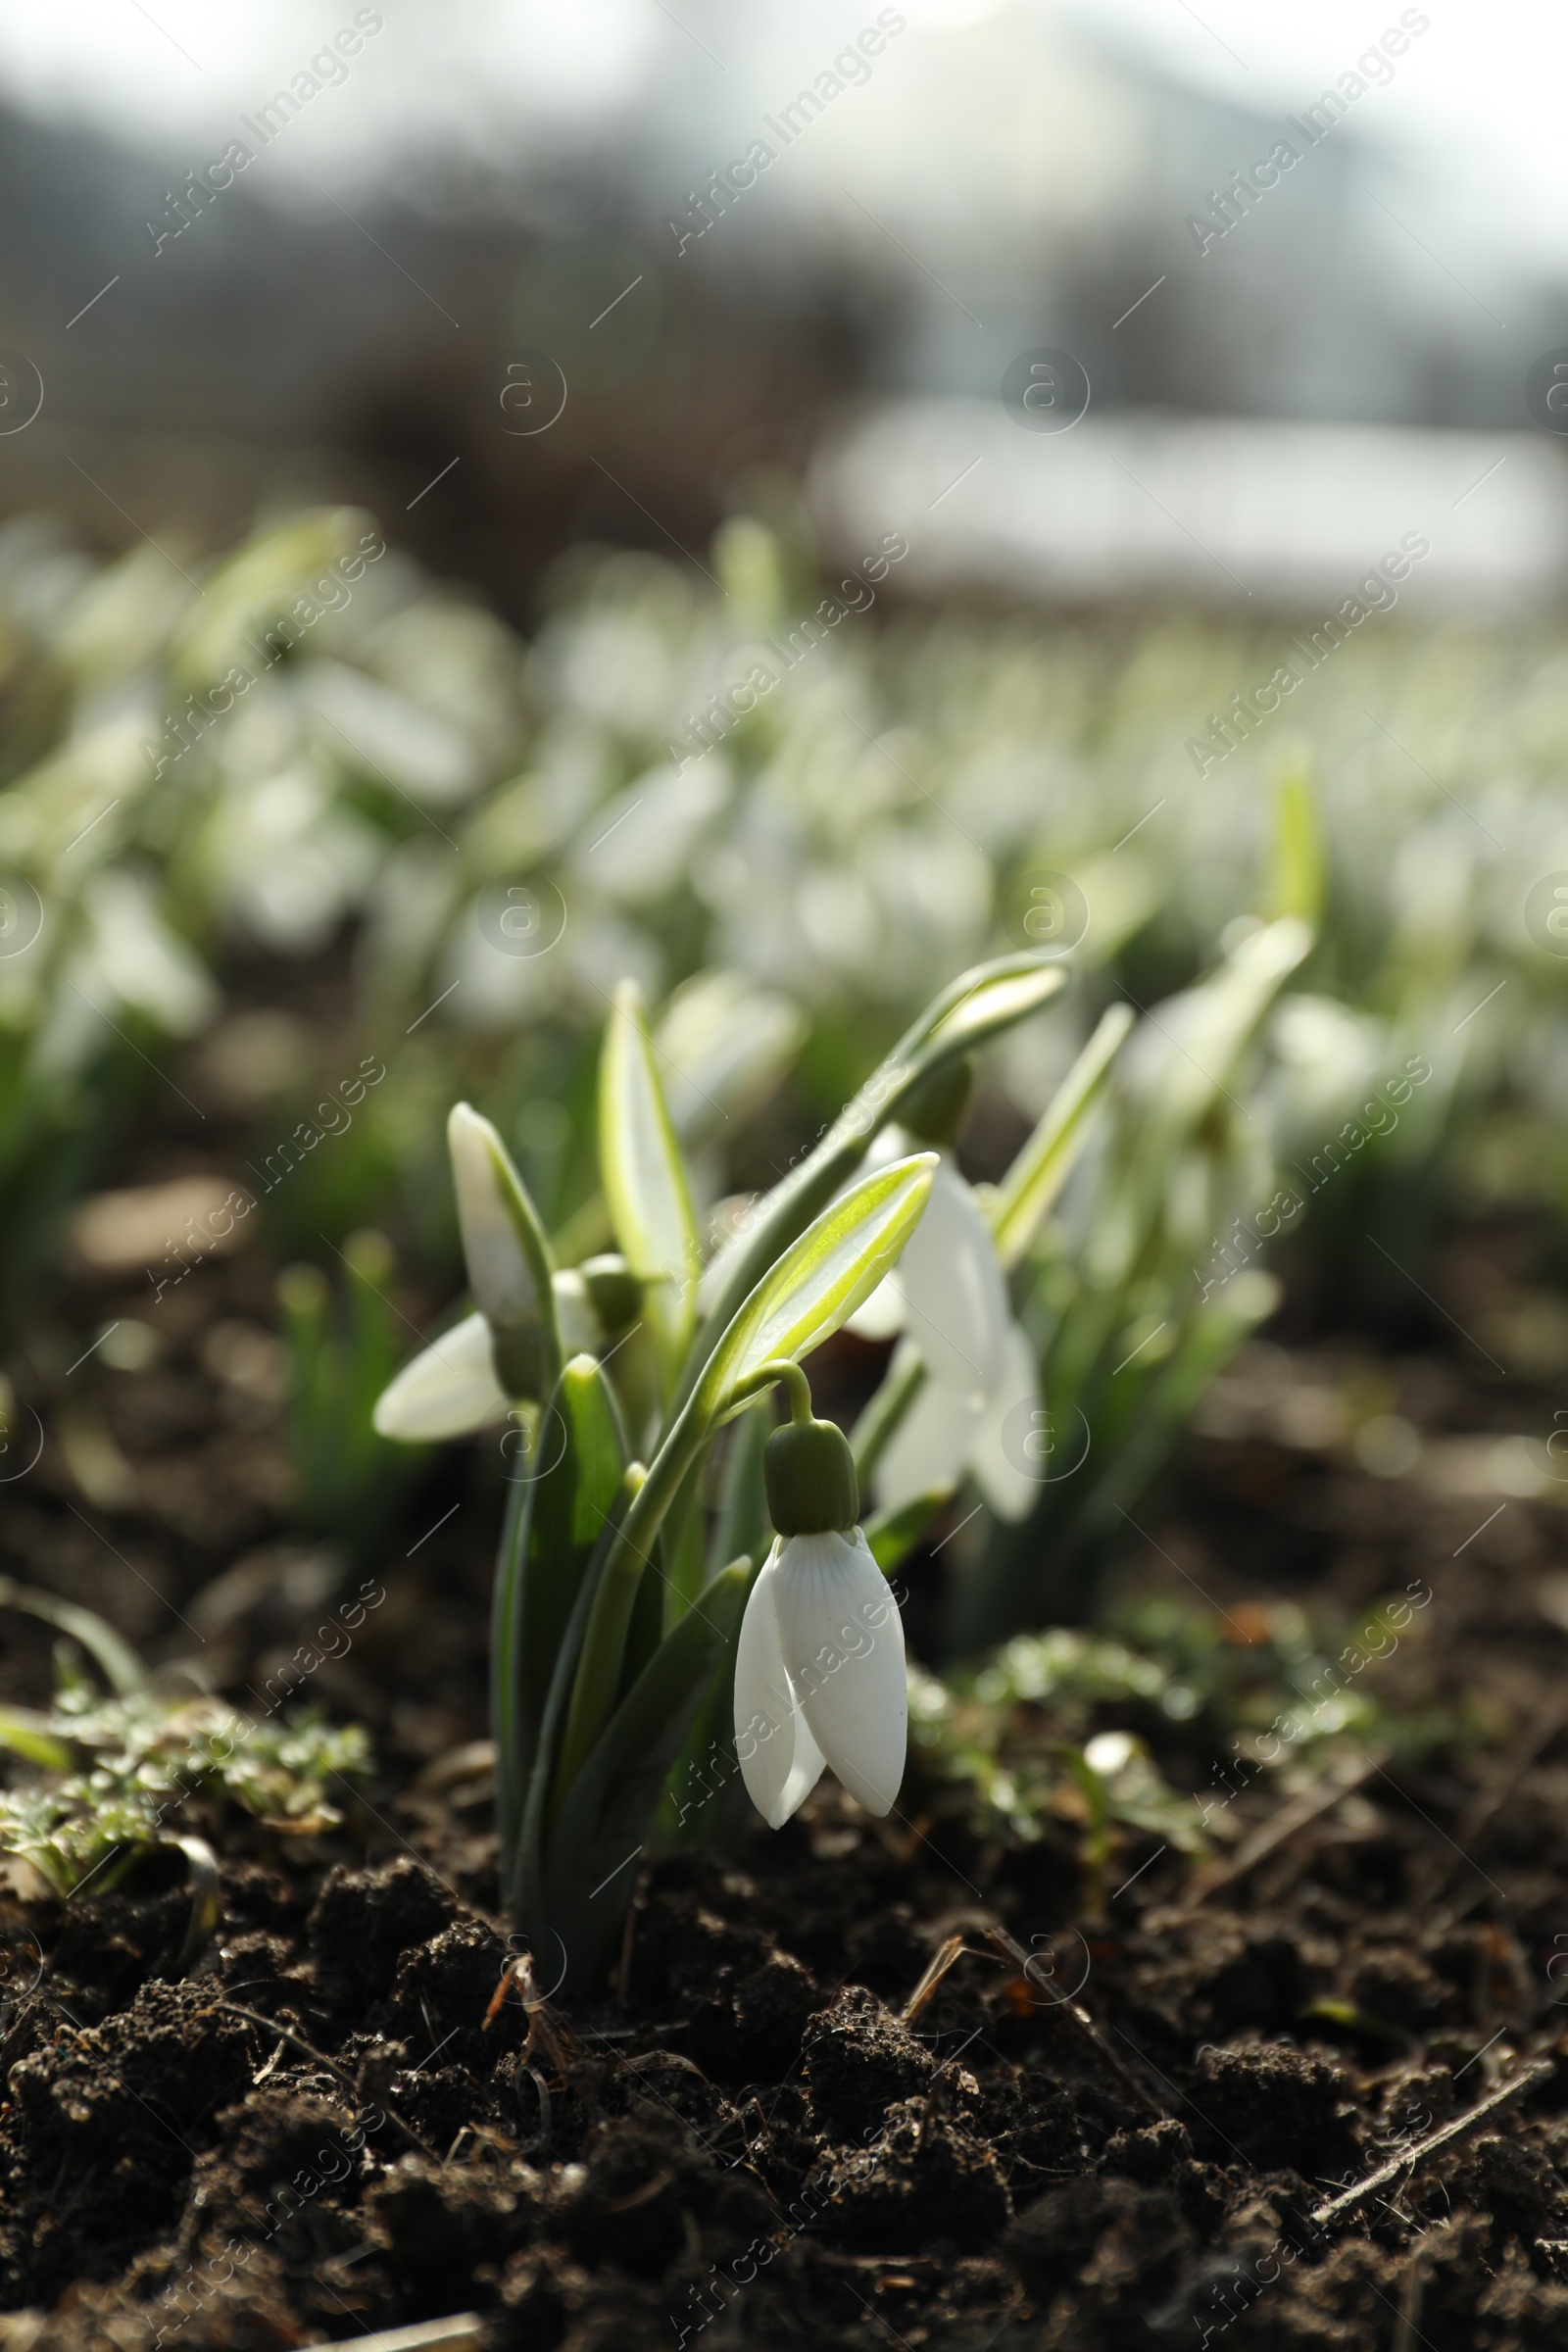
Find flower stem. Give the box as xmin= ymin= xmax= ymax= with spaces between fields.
xmin=759 ymin=1358 xmax=813 ymax=1423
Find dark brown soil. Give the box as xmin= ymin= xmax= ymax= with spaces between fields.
xmin=5 ymin=1176 xmax=1568 ymax=2348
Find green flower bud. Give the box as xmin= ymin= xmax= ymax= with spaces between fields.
xmin=579 ymin=1252 xmax=643 ymax=1333
xmin=763 ymin=1415 xmax=859 ymax=1537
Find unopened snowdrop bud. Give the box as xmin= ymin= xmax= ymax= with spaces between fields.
xmin=735 ymin=1367 xmax=906 ymax=1828
xmin=372 ymin=1309 xmax=508 ymax=1441
xmin=448 ymin=1102 xmax=548 ymax=1399
xmin=579 ymin=1252 xmax=642 ymax=1334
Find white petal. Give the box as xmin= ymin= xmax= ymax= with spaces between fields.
xmin=846 ymin=1266 xmax=907 ymax=1343
xmin=448 ymin=1102 xmax=541 ymax=1328
xmin=552 ymin=1269 xmax=599 ymax=1357
xmin=734 ymin=1540 xmax=825 ymax=1827
xmin=968 ymin=1322 xmax=1042 ymax=1523
xmin=372 ymin=1310 xmax=507 ymax=1442
xmin=898 ymin=1158 xmax=1013 ymax=1397
xmin=773 ymin=1530 xmax=906 ymax=1817
xmin=873 ymin=1372 xmax=983 ymax=1515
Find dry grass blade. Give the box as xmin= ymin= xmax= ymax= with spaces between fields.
xmin=1189 ymin=1748 xmax=1388 ymax=1904
xmin=315 ymin=2318 xmax=483 ymax=2352
xmin=1310 ymin=2058 xmax=1554 ymax=2230
xmin=483 ymin=1950 xmax=591 ymax=2083
xmin=984 ymin=1925 xmax=1163 ymax=2120
xmin=902 ymin=1933 xmax=975 ymax=2026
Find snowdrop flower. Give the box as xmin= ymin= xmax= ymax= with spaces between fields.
xmin=373 ymin=1102 xmax=636 ymax=1442
xmin=734 ymin=1375 xmax=906 ymax=1827
xmin=850 ymin=1066 xmax=1039 ymax=1521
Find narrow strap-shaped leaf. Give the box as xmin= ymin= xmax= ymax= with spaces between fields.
xmin=660 ymin=1464 xmax=710 ymax=1635
xmin=599 ymin=981 xmax=700 ymax=1385
xmin=1146 ymin=917 xmax=1311 ymax=1138
xmin=988 ymin=1004 xmax=1134 ymax=1270
xmin=706 ymin=1397 xmax=771 ymax=1584
xmin=542 ymin=1559 xmax=751 ymax=1990
xmin=706 ymin=1153 xmax=936 ymax=1414
xmin=490 ymin=1468 xmax=534 ymax=1877
xmin=513 ymin=1463 xmax=641 ymax=1924
xmin=863 ymin=1492 xmax=941 ymax=1575
xmin=618 ymin=1521 xmax=668 ymax=1700
xmin=670 ymin=953 xmax=1067 ymax=1421
xmin=0 ymin=1574 xmax=146 ymax=1695
xmin=0 ymin=1706 xmax=74 ymax=1770
xmin=494 ymin=1357 xmax=627 ymax=1875
xmin=1265 ymin=761 xmax=1324 ymax=928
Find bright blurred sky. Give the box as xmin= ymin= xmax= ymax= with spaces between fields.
xmin=0 ymin=0 xmax=1561 ymax=263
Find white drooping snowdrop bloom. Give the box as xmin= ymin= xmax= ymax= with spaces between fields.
xmin=851 ymin=1122 xmax=1039 ymax=1522
xmin=734 ymin=1386 xmax=906 ymax=1827
xmin=372 ymin=1102 xmax=616 ymax=1443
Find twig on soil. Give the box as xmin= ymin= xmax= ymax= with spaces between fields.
xmin=213 ymin=1999 xmax=442 ymax=2163
xmin=984 ymin=1926 xmax=1163 ymax=2120
xmin=315 ymin=2317 xmax=482 ymax=2352
xmin=1309 ymin=2057 xmax=1554 ymax=2230
xmin=902 ymin=1934 xmax=988 ymax=2027
xmin=1189 ymin=1748 xmax=1388 ymax=1904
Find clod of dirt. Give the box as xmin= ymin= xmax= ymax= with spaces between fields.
xmin=1008 ymin=2172 xmax=1186 ymax=2291
xmin=309 ymin=1855 xmax=456 ymax=2009
xmin=181 ymin=2087 xmax=368 ymax=2246
xmin=1453 ymin=2134 xmax=1568 ymax=2249
xmin=1 ymin=1983 xmax=256 ymax=2300
xmin=809 ymin=2099 xmax=1011 ymax=2253
xmin=558 ymin=2114 xmax=774 ymax=2282
xmin=1189 ymin=2042 xmax=1361 ymax=2180
xmin=1101 ymin=2116 xmax=1195 ymax=2182
xmin=686 ymin=1947 xmax=822 ymax=2079
xmin=47 ymin=1883 xmax=193 ymax=2017
xmin=367 ymin=2154 xmax=538 ymax=2303
xmin=801 ymin=1984 xmax=937 ymax=2139
xmin=376 ymin=1917 xmax=513 ymax=2062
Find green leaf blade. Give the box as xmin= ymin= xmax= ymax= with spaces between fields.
xmin=989 ymin=1003 xmax=1134 ymax=1270
xmin=671 ymin=954 xmax=1065 ymax=1421
xmin=492 ymin=1356 xmax=627 ymax=1876
xmin=600 ymin=981 xmax=701 ymax=1379
xmin=706 ymin=1152 xmax=937 ymax=1414
xmin=542 ymin=1559 xmax=751 ymax=1989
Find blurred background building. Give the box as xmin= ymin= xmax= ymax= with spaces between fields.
xmin=2 ymin=0 xmax=1566 ymax=617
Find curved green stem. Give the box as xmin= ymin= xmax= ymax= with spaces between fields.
xmin=741 ymin=1357 xmax=813 ymax=1423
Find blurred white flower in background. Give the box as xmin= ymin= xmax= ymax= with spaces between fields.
xmin=851 ymin=1126 xmax=1039 ymax=1521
